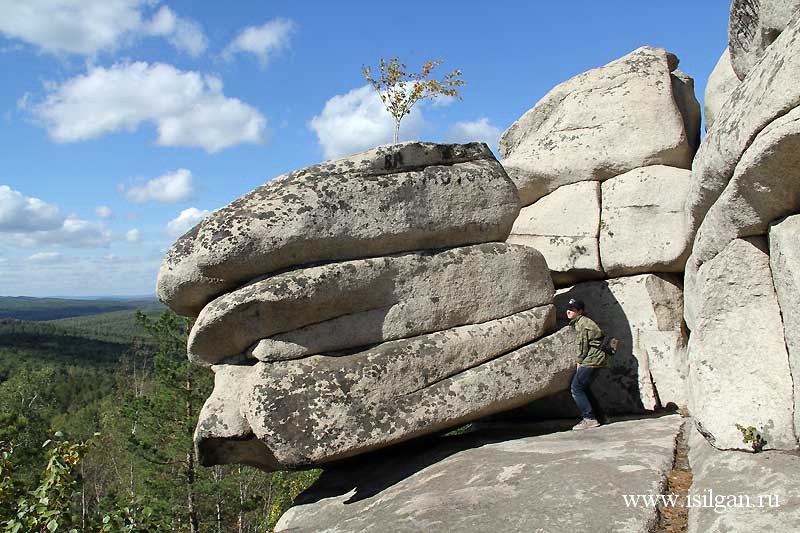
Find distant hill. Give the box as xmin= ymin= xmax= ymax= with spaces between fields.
xmin=0 ymin=296 xmax=164 ymax=321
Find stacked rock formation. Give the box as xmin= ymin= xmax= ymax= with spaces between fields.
xmin=498 ymin=46 xmax=699 ymax=414
xmin=684 ymin=5 xmax=800 ymax=452
xmin=157 ymin=142 xmax=578 ymax=471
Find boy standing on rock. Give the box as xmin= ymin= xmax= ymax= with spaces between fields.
xmin=566 ymin=298 xmax=609 ymax=430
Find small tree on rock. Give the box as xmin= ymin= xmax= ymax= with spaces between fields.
xmin=362 ymin=57 xmax=465 ymax=144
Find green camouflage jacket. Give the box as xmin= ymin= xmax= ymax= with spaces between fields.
xmin=570 ymin=314 xmax=609 ymax=368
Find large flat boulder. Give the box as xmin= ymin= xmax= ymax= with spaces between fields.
xmin=688 ymin=425 xmax=800 ymax=532
xmin=704 ymin=48 xmax=740 ymax=131
xmin=498 ymin=46 xmax=696 ymax=206
xmin=770 ymin=215 xmax=800 ymax=445
xmin=188 ymin=243 xmax=553 ymax=365
xmin=195 ymin=325 xmax=575 ymax=470
xmin=157 ymin=142 xmax=520 ymax=316
xmin=687 ymin=238 xmax=796 ymax=451
xmin=728 ymin=0 xmax=800 ymax=79
xmin=275 ymin=415 xmax=684 ymax=532
xmin=599 ymin=165 xmax=693 ymax=277
xmin=686 ymin=105 xmax=800 ymax=316
xmin=522 ymin=275 xmax=687 ymax=417
xmin=686 ymin=13 xmax=800 ymax=246
xmin=507 ymin=181 xmax=603 ymax=285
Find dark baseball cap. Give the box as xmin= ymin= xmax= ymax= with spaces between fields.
xmin=567 ymin=298 xmax=585 ymax=311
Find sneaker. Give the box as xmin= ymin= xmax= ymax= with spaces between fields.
xmin=572 ymin=419 xmax=600 ymax=431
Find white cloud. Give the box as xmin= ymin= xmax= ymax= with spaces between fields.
xmin=0 ymin=185 xmax=62 ymax=231
xmin=166 ymin=207 xmax=210 ymax=237
xmin=95 ymin=205 xmax=113 ymax=219
xmin=309 ymin=85 xmax=426 ymax=159
xmin=0 ymin=185 xmax=112 ymax=248
xmin=121 ymin=168 xmax=195 ymax=204
xmin=223 ymin=18 xmax=295 ymax=67
xmin=443 ymin=117 xmax=502 ymax=151
xmin=148 ymin=6 xmax=207 ymax=57
xmin=28 ymin=252 xmax=62 ymax=263
xmin=0 ymin=0 xmax=207 ymax=57
xmin=126 ymin=228 xmax=142 ymax=243
xmin=0 ymin=252 xmax=163 ymax=297
xmin=32 ymin=62 xmax=267 ymax=152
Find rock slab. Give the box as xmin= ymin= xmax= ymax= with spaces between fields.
xmin=770 ymin=215 xmax=800 ymax=445
xmin=188 ymin=243 xmax=553 ymax=365
xmin=275 ymin=415 xmax=684 ymax=533
xmin=688 ymin=425 xmax=800 ymax=532
xmin=196 ymin=324 xmax=574 ymax=471
xmin=507 ymin=181 xmax=603 ymax=285
xmin=158 ymin=142 xmax=520 ymax=316
xmin=728 ymin=0 xmax=800 ymax=79
xmin=703 ymin=48 xmax=740 ymax=131
xmin=600 ymin=165 xmax=693 ymax=277
xmin=687 ymin=238 xmax=796 ymax=450
xmin=499 ymin=46 xmax=696 ymax=206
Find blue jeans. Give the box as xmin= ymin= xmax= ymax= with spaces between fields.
xmin=571 ymin=366 xmax=598 ymax=420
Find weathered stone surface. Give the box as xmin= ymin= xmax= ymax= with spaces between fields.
xmin=157 ymin=142 xmax=520 ymax=316
xmin=196 ymin=325 xmax=575 ymax=470
xmin=687 ymin=13 xmax=800 ymax=245
xmin=770 ymin=215 xmax=800 ymax=445
xmin=498 ymin=46 xmax=695 ymax=206
xmin=688 ymin=425 xmax=800 ymax=532
xmin=704 ymin=48 xmax=740 ymax=131
xmin=188 ymin=243 xmax=553 ymax=365
xmin=687 ymin=238 xmax=796 ymax=450
xmin=507 ymin=181 xmax=603 ymax=285
xmin=275 ymin=415 xmax=684 ymax=533
xmin=672 ymin=70 xmax=702 ymax=151
xmin=600 ymin=165 xmax=692 ymax=277
xmin=685 ymin=104 xmax=800 ymax=329
xmin=728 ymin=0 xmax=800 ymax=79
xmin=526 ymin=275 xmax=687 ymax=416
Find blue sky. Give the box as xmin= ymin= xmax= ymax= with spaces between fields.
xmin=0 ymin=0 xmax=732 ymax=298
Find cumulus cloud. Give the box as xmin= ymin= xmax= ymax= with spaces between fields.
xmin=0 ymin=185 xmax=62 ymax=232
xmin=148 ymin=6 xmax=208 ymax=57
xmin=223 ymin=18 xmax=295 ymax=67
xmin=166 ymin=207 xmax=210 ymax=237
xmin=126 ymin=229 xmax=142 ymax=243
xmin=0 ymin=185 xmax=112 ymax=248
xmin=309 ymin=85 xmax=426 ymax=159
xmin=121 ymin=168 xmax=195 ymax=204
xmin=32 ymin=62 xmax=266 ymax=152
xmin=95 ymin=205 xmax=113 ymax=219
xmin=0 ymin=0 xmax=207 ymax=57
xmin=443 ymin=117 xmax=502 ymax=151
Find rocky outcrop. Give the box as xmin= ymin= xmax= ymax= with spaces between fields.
xmin=275 ymin=415 xmax=684 ymax=533
xmin=157 ymin=142 xmax=519 ymax=316
xmin=688 ymin=425 xmax=800 ymax=532
xmin=506 ymin=181 xmax=602 ymax=286
xmin=687 ymin=238 xmax=796 ymax=451
xmin=770 ymin=215 xmax=800 ymax=445
xmin=517 ymin=275 xmax=687 ymax=416
xmin=599 ymin=165 xmax=693 ymax=277
xmin=196 ymin=326 xmax=575 ymax=470
xmin=498 ymin=46 xmax=697 ymax=207
xmin=686 ymin=14 xmax=800 ymax=253
xmin=704 ymin=48 xmax=740 ymax=131
xmin=188 ymin=243 xmax=553 ymax=365
xmin=728 ymin=0 xmax=800 ymax=80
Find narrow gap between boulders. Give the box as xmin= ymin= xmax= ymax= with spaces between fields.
xmin=654 ymin=410 xmax=693 ymax=533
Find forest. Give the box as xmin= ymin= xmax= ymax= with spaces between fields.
xmin=0 ymin=299 xmax=318 ymax=532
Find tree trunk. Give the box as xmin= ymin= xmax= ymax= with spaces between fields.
xmin=394 ymin=121 xmax=400 ymax=144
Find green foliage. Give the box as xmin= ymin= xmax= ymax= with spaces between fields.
xmin=2 ymin=434 xmax=86 ymax=533
xmin=0 ymin=307 xmax=321 ymax=530
xmin=362 ymin=57 xmax=465 ymax=143
xmin=735 ymin=423 xmax=767 ymax=452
